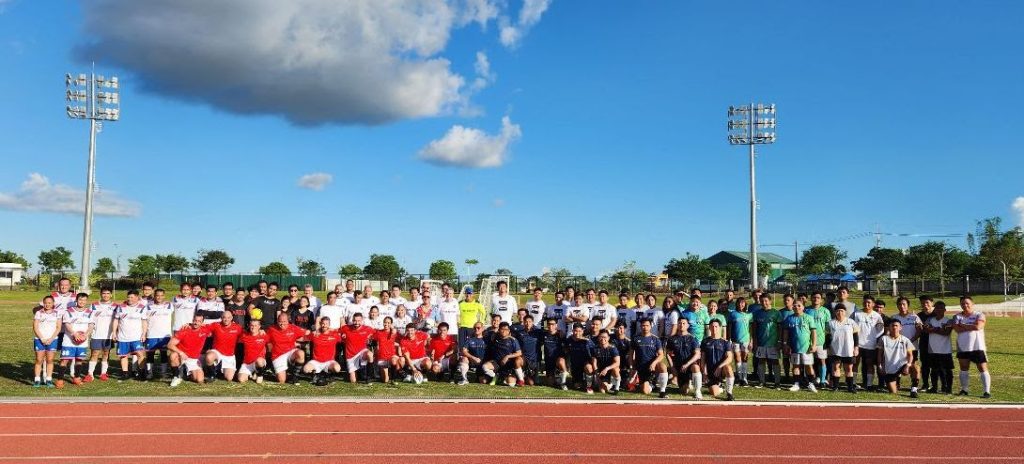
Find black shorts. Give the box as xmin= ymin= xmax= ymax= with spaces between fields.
xmin=637 ymin=363 xmax=656 ymax=383
xmin=956 ymin=350 xmax=988 ymax=364
xmin=928 ymin=353 xmax=954 ymax=369
xmin=859 ymin=349 xmax=877 ymax=362
xmin=523 ymin=358 xmax=540 ymax=376
xmin=544 ymin=355 xmax=562 ymax=373
xmin=706 ymin=371 xmax=724 ymax=386
xmin=674 ymin=366 xmax=693 ymax=384
xmin=831 ymin=356 xmax=854 ymax=365
xmin=881 ymin=366 xmax=906 ymax=384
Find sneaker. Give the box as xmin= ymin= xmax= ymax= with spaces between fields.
xmin=738 ymin=380 xmax=748 ymax=387
xmin=958 ymin=390 xmax=969 ymax=396
xmin=753 ymin=383 xmax=763 ymax=389
xmin=788 ymin=383 xmax=800 ymax=392
xmin=169 ymin=377 xmax=182 ymax=388
xmin=83 ymin=375 xmax=94 ymax=383
xmin=99 ymin=373 xmax=109 ymax=381
xmin=71 ymin=377 xmax=83 ymax=386
xmin=561 ymin=384 xmax=568 ymax=391
xmin=725 ymin=393 xmax=735 ymax=401
xmin=609 ymin=388 xmax=618 ymax=396
xmin=32 ymin=380 xmax=41 ymax=388
xmin=44 ymin=380 xmax=55 ymax=388
xmin=807 ymin=383 xmax=817 ymax=393
xmin=457 ymin=379 xmax=468 ymax=386
xmin=404 ymin=375 xmax=413 ymax=383
xmin=926 ymin=387 xmax=938 ymax=394
xmin=695 ymin=391 xmax=703 ymax=400
xmin=658 ymin=391 xmax=667 ymax=399
xmin=255 ymin=375 xmax=264 ymax=384
xmin=516 ymin=379 xmax=525 ymax=387
xmin=910 ymin=390 xmax=919 ymax=399
xmin=982 ymin=392 xmax=992 ymax=399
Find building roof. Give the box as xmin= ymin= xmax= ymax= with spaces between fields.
xmin=0 ymin=263 xmax=25 ymax=269
xmin=708 ymin=251 xmax=795 ymax=265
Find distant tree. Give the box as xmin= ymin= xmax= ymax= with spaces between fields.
xmin=297 ymin=258 xmax=326 ymax=277
xmin=127 ymin=255 xmax=159 ymax=278
xmin=193 ymin=249 xmax=234 ymax=275
xmin=259 ymin=261 xmax=291 ymax=275
xmin=0 ymin=249 xmax=30 ymax=270
xmin=664 ymin=253 xmax=713 ymax=288
xmin=494 ymin=268 xmax=513 ymax=276
xmin=155 ymin=253 xmax=190 ymax=274
xmin=429 ymin=259 xmax=458 ymax=282
xmin=799 ymin=245 xmax=848 ymax=275
xmin=852 ymin=247 xmax=906 ymax=278
xmin=92 ymin=257 xmax=117 ymax=277
xmin=906 ymin=241 xmax=972 ymax=278
xmin=363 ymin=254 xmax=404 ymax=282
xmin=757 ymin=259 xmax=773 ymax=280
xmin=610 ymin=260 xmax=649 ymax=290
xmin=971 ymin=217 xmax=1024 ymax=278
xmin=338 ymin=263 xmax=362 ymax=278
xmin=38 ymin=247 xmax=74 ymax=273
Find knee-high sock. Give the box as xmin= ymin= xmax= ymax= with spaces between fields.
xmin=726 ymin=376 xmax=735 ymax=394
xmin=458 ymin=363 xmax=469 ymax=381
xmin=514 ymin=368 xmax=524 ymax=381
xmin=88 ymin=360 xmax=97 ymax=377
xmin=612 ymin=376 xmax=621 ymax=390
xmin=100 ymin=360 xmax=109 ymax=375
xmin=692 ymin=372 xmax=703 ymax=395
xmin=656 ymin=373 xmax=668 ymax=393
xmin=980 ymin=372 xmax=991 ymax=394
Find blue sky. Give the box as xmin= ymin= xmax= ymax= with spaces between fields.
xmin=0 ymin=1 xmax=1022 ymax=277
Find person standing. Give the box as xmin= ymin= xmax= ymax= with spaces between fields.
xmin=923 ymin=301 xmax=953 ymax=394
xmin=953 ymin=296 xmax=991 ymax=398
xmin=916 ymin=296 xmax=935 ymax=391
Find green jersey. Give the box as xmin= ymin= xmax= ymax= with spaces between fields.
xmin=805 ymin=306 xmax=831 ymax=347
xmin=728 ymin=310 xmax=753 ymax=344
xmin=691 ymin=308 xmax=711 ymax=343
xmin=753 ymin=308 xmax=781 ymax=347
xmin=784 ymin=313 xmax=815 ymax=353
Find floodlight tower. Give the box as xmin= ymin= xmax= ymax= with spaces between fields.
xmin=727 ymin=103 xmax=776 ymax=291
xmin=66 ymin=68 xmax=120 ymax=293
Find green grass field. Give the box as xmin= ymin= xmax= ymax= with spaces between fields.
xmin=2 ymin=290 xmax=1020 ymax=402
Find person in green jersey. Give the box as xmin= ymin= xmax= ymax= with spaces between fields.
xmin=457 ymin=288 xmax=487 ymax=345
xmin=728 ymin=297 xmax=753 ymax=386
xmin=782 ymin=301 xmax=818 ymax=393
xmin=708 ymin=300 xmax=728 ymax=340
xmin=684 ymin=296 xmax=711 ymax=345
xmin=751 ymin=295 xmax=781 ymax=388
xmin=805 ymin=292 xmax=832 ymax=388
xmin=778 ymin=294 xmax=796 ymax=385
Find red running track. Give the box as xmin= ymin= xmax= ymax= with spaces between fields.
xmin=0 ymin=402 xmax=1022 ymax=463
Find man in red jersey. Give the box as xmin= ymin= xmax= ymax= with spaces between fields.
xmin=266 ymin=312 xmax=309 ymax=384
xmin=304 ymin=317 xmax=342 ymax=386
xmin=340 ymin=312 xmax=376 ymax=383
xmin=399 ymin=323 xmax=432 ymax=384
xmin=205 ymin=311 xmax=242 ymax=382
xmin=238 ymin=320 xmax=269 ymax=384
xmin=168 ymin=314 xmax=211 ymax=387
xmin=373 ymin=317 xmax=401 ymax=383
xmin=429 ymin=322 xmax=458 ymax=380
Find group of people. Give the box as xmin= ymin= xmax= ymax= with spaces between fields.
xmin=31 ymin=277 xmax=992 ymax=400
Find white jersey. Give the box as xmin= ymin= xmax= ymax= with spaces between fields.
xmin=62 ymin=307 xmax=94 ymax=347
xmin=644 ymin=307 xmax=664 ymax=336
xmin=852 ymin=311 xmax=884 ymax=349
xmin=304 ymin=295 xmax=322 ymax=311
xmin=116 ymin=302 xmax=149 ymax=341
xmin=317 ymin=304 xmax=346 ymax=330
xmin=146 ymin=301 xmax=174 ymax=339
xmin=953 ymin=312 xmax=987 ymax=352
xmin=524 ymin=300 xmax=547 ymax=325
xmin=567 ymin=303 xmax=593 ymax=326
xmin=615 ymin=306 xmax=639 ymax=338
xmin=491 ymin=294 xmax=518 ymax=323
xmin=827 ymin=318 xmax=858 ymax=357
xmin=89 ymin=301 xmax=118 ymax=340
xmin=660 ymin=310 xmax=680 ymax=338
xmin=376 ymin=302 xmax=397 ymax=320
xmin=365 ymin=316 xmax=384 ymax=330
xmin=391 ymin=296 xmax=408 ymax=308
xmin=197 ymin=297 xmax=225 ymax=325
xmin=364 ymin=296 xmax=381 ymax=307
xmin=926 ymin=316 xmax=953 ymax=354
xmin=892 ymin=313 xmax=922 ymax=347
xmin=831 ymin=301 xmax=858 ymax=314
xmin=34 ymin=310 xmax=61 ymax=340
xmin=392 ymin=314 xmax=414 ymax=331
xmin=341 ymin=292 xmax=356 ymax=304
xmin=877 ymin=334 xmax=914 ymax=374
xmin=591 ymin=303 xmax=617 ymax=330
xmin=437 ymin=298 xmax=460 ymax=329
xmin=171 ymin=295 xmax=200 ymax=331
xmin=546 ymin=303 xmax=570 ymax=333
xmin=46 ymin=292 xmax=77 ymax=311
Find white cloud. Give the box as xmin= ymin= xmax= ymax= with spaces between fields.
xmin=297 ymin=172 xmax=333 ymax=191
xmin=0 ymin=173 xmax=141 ymax=217
xmin=418 ymin=116 xmax=522 ymax=168
xmin=492 ymin=198 xmax=506 ymax=208
xmin=75 ymin=0 xmax=536 ymax=126
xmin=470 ymin=51 xmax=495 ymax=91
xmin=499 ymin=0 xmax=552 ymax=48
xmin=1013 ymin=196 xmax=1024 ymax=225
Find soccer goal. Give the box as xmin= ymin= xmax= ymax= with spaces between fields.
xmin=479 ymin=275 xmax=511 ymax=312
xmin=421 ymin=279 xmax=445 ymax=303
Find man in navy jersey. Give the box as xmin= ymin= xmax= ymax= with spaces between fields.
xmin=457 ymin=322 xmax=488 ymax=385
xmin=667 ymin=317 xmax=702 ymax=399
xmin=542 ymin=318 xmax=569 ymax=389
xmin=701 ymin=319 xmax=735 ymax=401
xmin=566 ymin=323 xmax=597 ymax=394
xmin=592 ymin=330 xmax=621 ymax=394
xmin=480 ymin=322 xmax=523 ymax=387
xmin=612 ymin=321 xmax=633 ymax=382
xmin=514 ymin=315 xmax=543 ymax=385
xmin=632 ymin=318 xmax=669 ymax=397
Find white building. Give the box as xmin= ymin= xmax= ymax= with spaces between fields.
xmin=0 ymin=263 xmax=25 ymax=286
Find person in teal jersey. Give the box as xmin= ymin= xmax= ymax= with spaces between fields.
xmin=728 ymin=297 xmax=753 ymax=385
xmin=751 ymin=294 xmax=781 ymax=388
xmin=747 ymin=289 xmax=765 ymax=314
xmin=724 ymin=289 xmax=738 ymax=312
xmin=804 ymin=292 xmax=832 ymax=388
xmin=683 ymin=296 xmax=711 ymax=345
xmin=777 ymin=294 xmax=796 ymax=385
xmin=708 ymin=300 xmax=728 ymax=340
xmin=782 ymin=301 xmax=818 ymax=393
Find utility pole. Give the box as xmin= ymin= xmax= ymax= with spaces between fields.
xmin=728 ymin=103 xmax=776 ymax=291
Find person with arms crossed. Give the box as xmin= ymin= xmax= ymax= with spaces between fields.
xmin=32 ymin=296 xmax=61 ymax=387
xmin=701 ymin=319 xmax=736 ymax=401
xmin=168 ymin=313 xmax=212 ymax=387
xmin=953 ymin=296 xmax=991 ymax=398
xmin=86 ymin=287 xmax=118 ymax=381
xmin=592 ymin=290 xmax=618 ymax=331
xmin=876 ymin=319 xmax=915 ymax=396
xmin=666 ymin=317 xmax=702 ymax=399
xmin=916 ymin=295 xmax=935 ymax=391
xmin=923 ymin=301 xmax=954 ymax=394
xmin=827 ymin=304 xmax=859 ymax=393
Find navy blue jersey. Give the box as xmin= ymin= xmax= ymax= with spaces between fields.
xmin=462 ymin=336 xmax=488 ymax=361
xmin=542 ymin=331 xmax=565 ymax=360
xmin=566 ymin=337 xmax=596 ymax=366
xmin=612 ymin=335 xmax=632 ymax=366
xmin=593 ymin=345 xmax=620 ymax=369
xmin=701 ymin=337 xmax=733 ymax=367
xmin=492 ymin=336 xmax=522 ymax=361
xmin=632 ymin=334 xmax=662 ymax=366
xmin=515 ymin=327 xmax=544 ymax=362
xmin=666 ymin=334 xmax=699 ymax=365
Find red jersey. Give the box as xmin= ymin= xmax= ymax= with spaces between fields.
xmin=174 ymin=324 xmax=212 ymax=359
xmin=208 ymin=322 xmax=242 ymax=355
xmin=399 ymin=331 xmax=429 ymax=359
xmin=339 ymin=324 xmax=375 ymax=359
xmin=266 ymin=324 xmax=307 ymax=359
xmin=239 ymin=331 xmax=269 ymax=364
xmin=374 ymin=329 xmax=399 ymax=359
xmin=310 ymin=330 xmax=341 ymax=363
xmin=429 ymin=333 xmax=457 ymax=361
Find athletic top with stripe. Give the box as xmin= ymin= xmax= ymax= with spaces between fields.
xmin=61 ymin=307 xmax=93 ymax=347
xmin=89 ymin=301 xmax=118 ymax=340
xmin=852 ymin=311 xmax=884 ymax=349
xmin=701 ymin=337 xmax=733 ymax=368
xmin=146 ymin=301 xmax=174 ymax=339
xmin=953 ymin=312 xmax=986 ymax=352
xmin=116 ymin=302 xmax=149 ymax=341
xmin=171 ymin=295 xmax=199 ymax=331
xmin=34 ymin=309 xmax=61 ymax=339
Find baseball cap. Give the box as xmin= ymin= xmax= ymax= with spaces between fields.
xmin=465 ymin=287 xmax=474 ymax=294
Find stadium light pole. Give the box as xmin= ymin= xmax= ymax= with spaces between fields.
xmin=66 ymin=67 xmax=120 ymax=293
xmin=728 ymin=103 xmax=776 ymax=291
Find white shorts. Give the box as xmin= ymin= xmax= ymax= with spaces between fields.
xmin=272 ymin=349 xmax=298 ymax=374
xmin=346 ymin=349 xmax=369 ymax=372
xmin=434 ymin=357 xmax=451 ymax=372
xmin=755 ymin=346 xmax=779 ymax=360
xmin=209 ymin=349 xmax=237 ymax=371
xmin=307 ymin=360 xmax=340 ymax=374
xmin=182 ymin=357 xmax=201 ymax=373
xmin=408 ymin=357 xmax=428 ymax=370
xmin=239 ymin=362 xmax=259 ymax=377
xmin=790 ymin=352 xmax=813 ymax=365
xmin=812 ymin=346 xmax=828 ymax=360
xmin=377 ymin=357 xmax=396 ymax=368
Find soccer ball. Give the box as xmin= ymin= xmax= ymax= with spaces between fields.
xmin=250 ymin=308 xmax=263 ymax=322
xmin=73 ymin=331 xmax=87 ymax=344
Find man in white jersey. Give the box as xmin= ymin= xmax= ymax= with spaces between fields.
xmin=566 ymin=294 xmax=591 ymax=332
xmin=377 ymin=290 xmax=397 ymax=319
xmin=435 ymin=286 xmax=460 ymax=336
xmin=144 ymin=288 xmax=174 ymax=380
xmin=924 ymin=301 xmax=954 ymax=394
xmin=171 ymin=283 xmax=200 ymax=332
xmin=44 ymin=277 xmax=76 ymax=312
xmin=615 ymin=293 xmax=638 ymax=339
xmin=525 ymin=288 xmax=547 ymax=326
xmin=390 ymin=285 xmax=407 ymax=308
xmin=852 ymin=296 xmax=884 ymax=390
xmin=490 ymin=281 xmax=518 ymax=323
xmin=111 ymin=290 xmax=149 ymax=381
xmin=197 ymin=285 xmax=226 ymax=325
xmin=407 ymin=287 xmax=423 ymax=310
xmin=891 ymin=296 xmax=923 ymax=396
xmin=86 ymin=287 xmax=118 ymax=381
xmin=60 ymin=293 xmax=94 ymax=385
xmin=643 ymin=294 xmax=663 ymax=337
xmin=827 ymin=304 xmax=859 ymax=393
xmin=316 ymin=292 xmax=346 ymax=330
xmin=302 ymin=284 xmax=321 ymax=311
xmin=363 ymin=285 xmax=381 ymax=306
xmin=876 ymin=319 xmax=914 ymax=396
xmin=546 ymin=292 xmax=570 ymax=334
xmin=953 ymin=296 xmax=990 ymax=398
xmin=591 ymin=290 xmax=618 ymax=331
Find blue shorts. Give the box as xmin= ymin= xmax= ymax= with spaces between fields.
xmin=145 ymin=337 xmax=170 ymax=351
xmin=90 ymin=338 xmax=112 ymax=351
xmin=117 ymin=340 xmax=145 ymax=357
xmin=34 ymin=338 xmax=58 ymax=352
xmin=61 ymin=346 xmax=88 ymax=360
